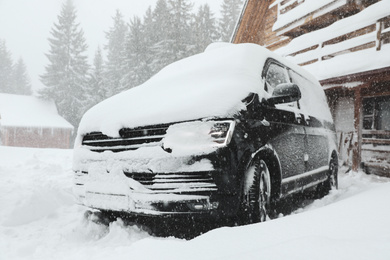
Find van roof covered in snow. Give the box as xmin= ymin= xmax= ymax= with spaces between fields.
xmin=78 ymin=43 xmax=326 ymax=137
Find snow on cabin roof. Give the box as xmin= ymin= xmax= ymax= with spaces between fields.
xmin=0 ymin=93 xmax=74 ymax=129
xmin=272 ymin=0 xmax=339 ymax=32
xmin=275 ymin=0 xmax=390 ymax=81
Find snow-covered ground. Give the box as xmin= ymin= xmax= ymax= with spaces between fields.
xmin=1 ymin=146 xmax=389 ymax=260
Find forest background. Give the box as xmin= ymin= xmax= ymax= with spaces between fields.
xmin=0 ymin=0 xmax=243 ymax=130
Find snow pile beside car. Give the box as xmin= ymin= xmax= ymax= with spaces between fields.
xmin=1 ymin=146 xmax=390 ymax=260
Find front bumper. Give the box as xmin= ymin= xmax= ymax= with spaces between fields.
xmin=80 ymin=190 xmax=219 ymax=216
xmin=73 ymin=147 xmax=222 ymax=215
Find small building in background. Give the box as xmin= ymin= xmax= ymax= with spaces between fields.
xmin=0 ymin=93 xmax=74 ymax=149
xmin=232 ymin=0 xmax=390 ymax=176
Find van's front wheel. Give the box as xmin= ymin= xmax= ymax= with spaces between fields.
xmin=242 ymin=159 xmax=272 ymax=224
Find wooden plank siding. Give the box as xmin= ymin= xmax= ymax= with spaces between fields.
xmin=0 ymin=126 xmax=72 ymax=149
xmin=233 ymin=0 xmax=390 ymax=176
xmin=232 ymin=0 xmax=291 ymax=49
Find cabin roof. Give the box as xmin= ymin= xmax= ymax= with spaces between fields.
xmin=0 ymin=93 xmax=74 ymax=129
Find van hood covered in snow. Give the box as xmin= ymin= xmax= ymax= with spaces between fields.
xmin=78 ymin=43 xmax=274 ymax=137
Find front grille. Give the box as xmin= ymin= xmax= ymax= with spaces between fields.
xmin=82 ymin=124 xmax=170 ymax=152
xmin=124 ymin=171 xmax=218 ymax=194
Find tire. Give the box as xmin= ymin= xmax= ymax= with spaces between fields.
xmin=316 ymin=155 xmax=338 ymax=197
xmin=242 ymin=158 xmax=272 ymax=224
xmin=89 ymin=210 xmax=115 ymax=225
xmin=329 ymin=156 xmax=338 ymax=190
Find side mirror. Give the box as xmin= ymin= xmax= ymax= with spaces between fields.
xmin=267 ymin=83 xmax=301 ymax=105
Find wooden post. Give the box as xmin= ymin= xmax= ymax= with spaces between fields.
xmin=376 ymin=21 xmax=383 ymax=51
xmin=352 ymin=87 xmax=362 ymax=172
xmin=2 ymin=128 xmax=7 ymax=146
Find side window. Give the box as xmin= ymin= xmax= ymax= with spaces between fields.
xmin=265 ymin=63 xmax=290 ymax=95
xmin=288 ymin=70 xmax=310 ymax=113
xmin=265 ymin=63 xmax=299 ymax=110
xmin=289 ymin=69 xmax=331 ymax=120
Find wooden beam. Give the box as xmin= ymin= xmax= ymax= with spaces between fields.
xmin=362 ymin=130 xmax=390 ymax=136
xmin=376 ymin=21 xmax=383 ymax=51
xmin=352 ymin=87 xmax=362 ymax=172
xmin=320 ymin=66 xmax=390 ymax=86
xmin=362 ymin=139 xmax=390 ymax=145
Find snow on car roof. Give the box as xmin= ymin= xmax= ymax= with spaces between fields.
xmin=78 ymin=43 xmax=328 ymax=137
xmin=0 ymin=93 xmax=74 ymax=129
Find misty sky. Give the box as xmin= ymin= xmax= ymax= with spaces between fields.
xmin=0 ymin=0 xmax=223 ymax=91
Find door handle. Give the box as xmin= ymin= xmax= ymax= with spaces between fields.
xmin=295 ymin=114 xmax=302 ymax=124
xmin=261 ymin=119 xmax=270 ymax=127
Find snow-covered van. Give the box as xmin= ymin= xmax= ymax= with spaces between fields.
xmin=73 ymin=43 xmax=338 ymax=223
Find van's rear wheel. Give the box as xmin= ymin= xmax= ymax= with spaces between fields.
xmin=242 ymin=159 xmax=272 ymax=224
xmin=316 ymin=154 xmax=338 ymax=197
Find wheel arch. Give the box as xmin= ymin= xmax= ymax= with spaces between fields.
xmin=329 ymin=149 xmax=339 ymax=183
xmin=330 ymin=149 xmax=338 ymax=163
xmin=329 ymin=149 xmax=339 ymax=176
xmin=249 ymin=144 xmax=283 ymax=201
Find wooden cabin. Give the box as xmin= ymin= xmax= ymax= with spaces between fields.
xmin=232 ymin=0 xmax=390 ymax=176
xmin=0 ymin=93 xmax=74 ymax=149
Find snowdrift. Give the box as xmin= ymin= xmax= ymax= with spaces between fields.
xmin=1 ymin=146 xmax=389 ymax=260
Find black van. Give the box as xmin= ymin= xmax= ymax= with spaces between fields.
xmin=73 ymin=43 xmax=338 ymax=224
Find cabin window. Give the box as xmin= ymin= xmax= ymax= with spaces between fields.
xmin=363 ymin=96 xmax=390 ymax=131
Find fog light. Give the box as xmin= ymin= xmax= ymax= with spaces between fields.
xmin=193 ymin=204 xmax=206 ymax=210
xmin=187 ymin=201 xmax=208 ymax=211
xmin=187 ymin=201 xmax=219 ymax=211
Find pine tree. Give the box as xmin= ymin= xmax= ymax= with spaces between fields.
xmin=0 ymin=40 xmax=14 ymax=94
xmin=167 ymin=0 xmax=195 ymax=59
xmin=84 ymin=46 xmax=106 ymax=112
xmin=141 ymin=6 xmax=156 ymax=80
xmin=149 ymin=0 xmax=175 ymax=74
xmin=39 ymin=0 xmax=89 ymax=128
xmin=219 ymin=0 xmax=243 ymax=42
xmin=104 ymin=10 xmax=128 ymax=95
xmin=122 ymin=16 xmax=150 ymax=90
xmin=12 ymin=58 xmax=32 ymax=95
xmin=192 ymin=4 xmax=218 ymax=54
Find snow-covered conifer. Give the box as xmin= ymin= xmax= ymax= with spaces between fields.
xmin=39 ymin=0 xmax=89 ymax=128
xmin=219 ymin=0 xmax=243 ymax=42
xmin=141 ymin=6 xmax=156 ymax=80
xmin=192 ymin=4 xmax=218 ymax=54
xmin=83 ymin=46 xmax=106 ymax=112
xmin=104 ymin=10 xmax=128 ymax=95
xmin=0 ymin=40 xmax=14 ymax=94
xmin=122 ymin=16 xmax=150 ymax=90
xmin=149 ymin=0 xmax=175 ymax=74
xmin=12 ymin=58 xmax=32 ymax=95
xmin=167 ymin=0 xmax=195 ymax=59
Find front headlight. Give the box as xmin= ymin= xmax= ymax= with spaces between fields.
xmin=209 ymin=121 xmax=235 ymax=146
xmin=163 ymin=120 xmax=236 ymax=155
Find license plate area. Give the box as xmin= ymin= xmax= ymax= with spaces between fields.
xmin=85 ymin=192 xmax=130 ymax=211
